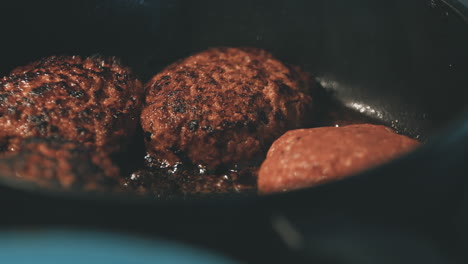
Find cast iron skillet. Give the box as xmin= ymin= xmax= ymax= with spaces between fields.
xmin=1 ymin=0 xmax=468 ymax=263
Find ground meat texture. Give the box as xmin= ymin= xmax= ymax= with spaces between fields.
xmin=141 ymin=47 xmax=313 ymax=170
xmin=258 ymin=124 xmax=420 ymax=194
xmin=0 ymin=138 xmax=122 ymax=191
xmin=0 ymin=55 xmax=143 ymax=153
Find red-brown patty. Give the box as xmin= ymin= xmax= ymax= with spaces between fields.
xmin=0 ymin=55 xmax=143 ymax=153
xmin=141 ymin=47 xmax=314 ymax=170
xmin=258 ymin=124 xmax=420 ymax=194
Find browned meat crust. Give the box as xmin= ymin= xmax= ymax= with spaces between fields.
xmin=0 ymin=55 xmax=143 ymax=154
xmin=141 ymin=47 xmax=314 ymax=170
xmin=0 ymin=138 xmax=122 ymax=191
xmin=258 ymin=124 xmax=420 ymax=194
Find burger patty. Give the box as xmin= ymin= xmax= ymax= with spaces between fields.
xmin=141 ymin=47 xmax=314 ymax=170
xmin=0 ymin=55 xmax=143 ymax=154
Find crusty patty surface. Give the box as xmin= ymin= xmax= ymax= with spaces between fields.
xmin=258 ymin=124 xmax=420 ymax=194
xmin=0 ymin=138 xmax=122 ymax=191
xmin=141 ymin=47 xmax=314 ymax=170
xmin=0 ymin=55 xmax=143 ymax=153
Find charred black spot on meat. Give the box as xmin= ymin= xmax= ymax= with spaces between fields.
xmin=275 ymin=80 xmax=293 ymax=96
xmin=6 ymin=107 xmax=16 ymax=115
xmin=156 ymin=81 xmax=171 ymax=88
xmin=185 ymin=71 xmax=199 ymax=79
xmin=112 ymin=110 xmax=124 ymax=119
xmin=82 ymin=108 xmax=92 ymax=116
xmin=37 ymin=122 xmax=49 ymax=135
xmin=171 ymin=100 xmax=186 ymax=113
xmin=187 ymin=120 xmax=199 ymax=131
xmin=0 ymin=94 xmax=9 ymax=103
xmin=30 ymin=84 xmax=51 ymax=96
xmin=67 ymin=90 xmax=85 ymax=98
xmin=94 ymin=89 xmax=106 ymax=100
xmin=169 ymin=145 xmax=182 ymax=155
xmin=207 ymin=78 xmax=218 ymax=85
xmin=201 ymin=125 xmax=214 ymax=134
xmin=214 ymin=66 xmax=225 ymax=73
xmin=167 ymin=89 xmax=182 ymax=97
xmin=115 ymin=85 xmax=123 ymax=92
xmin=94 ymin=112 xmax=103 ymax=120
xmin=28 ymin=114 xmax=46 ymax=124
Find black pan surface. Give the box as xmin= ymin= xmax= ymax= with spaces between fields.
xmin=1 ymin=0 xmax=468 ymax=263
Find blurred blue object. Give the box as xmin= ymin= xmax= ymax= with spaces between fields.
xmin=0 ymin=229 xmax=237 ymax=264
